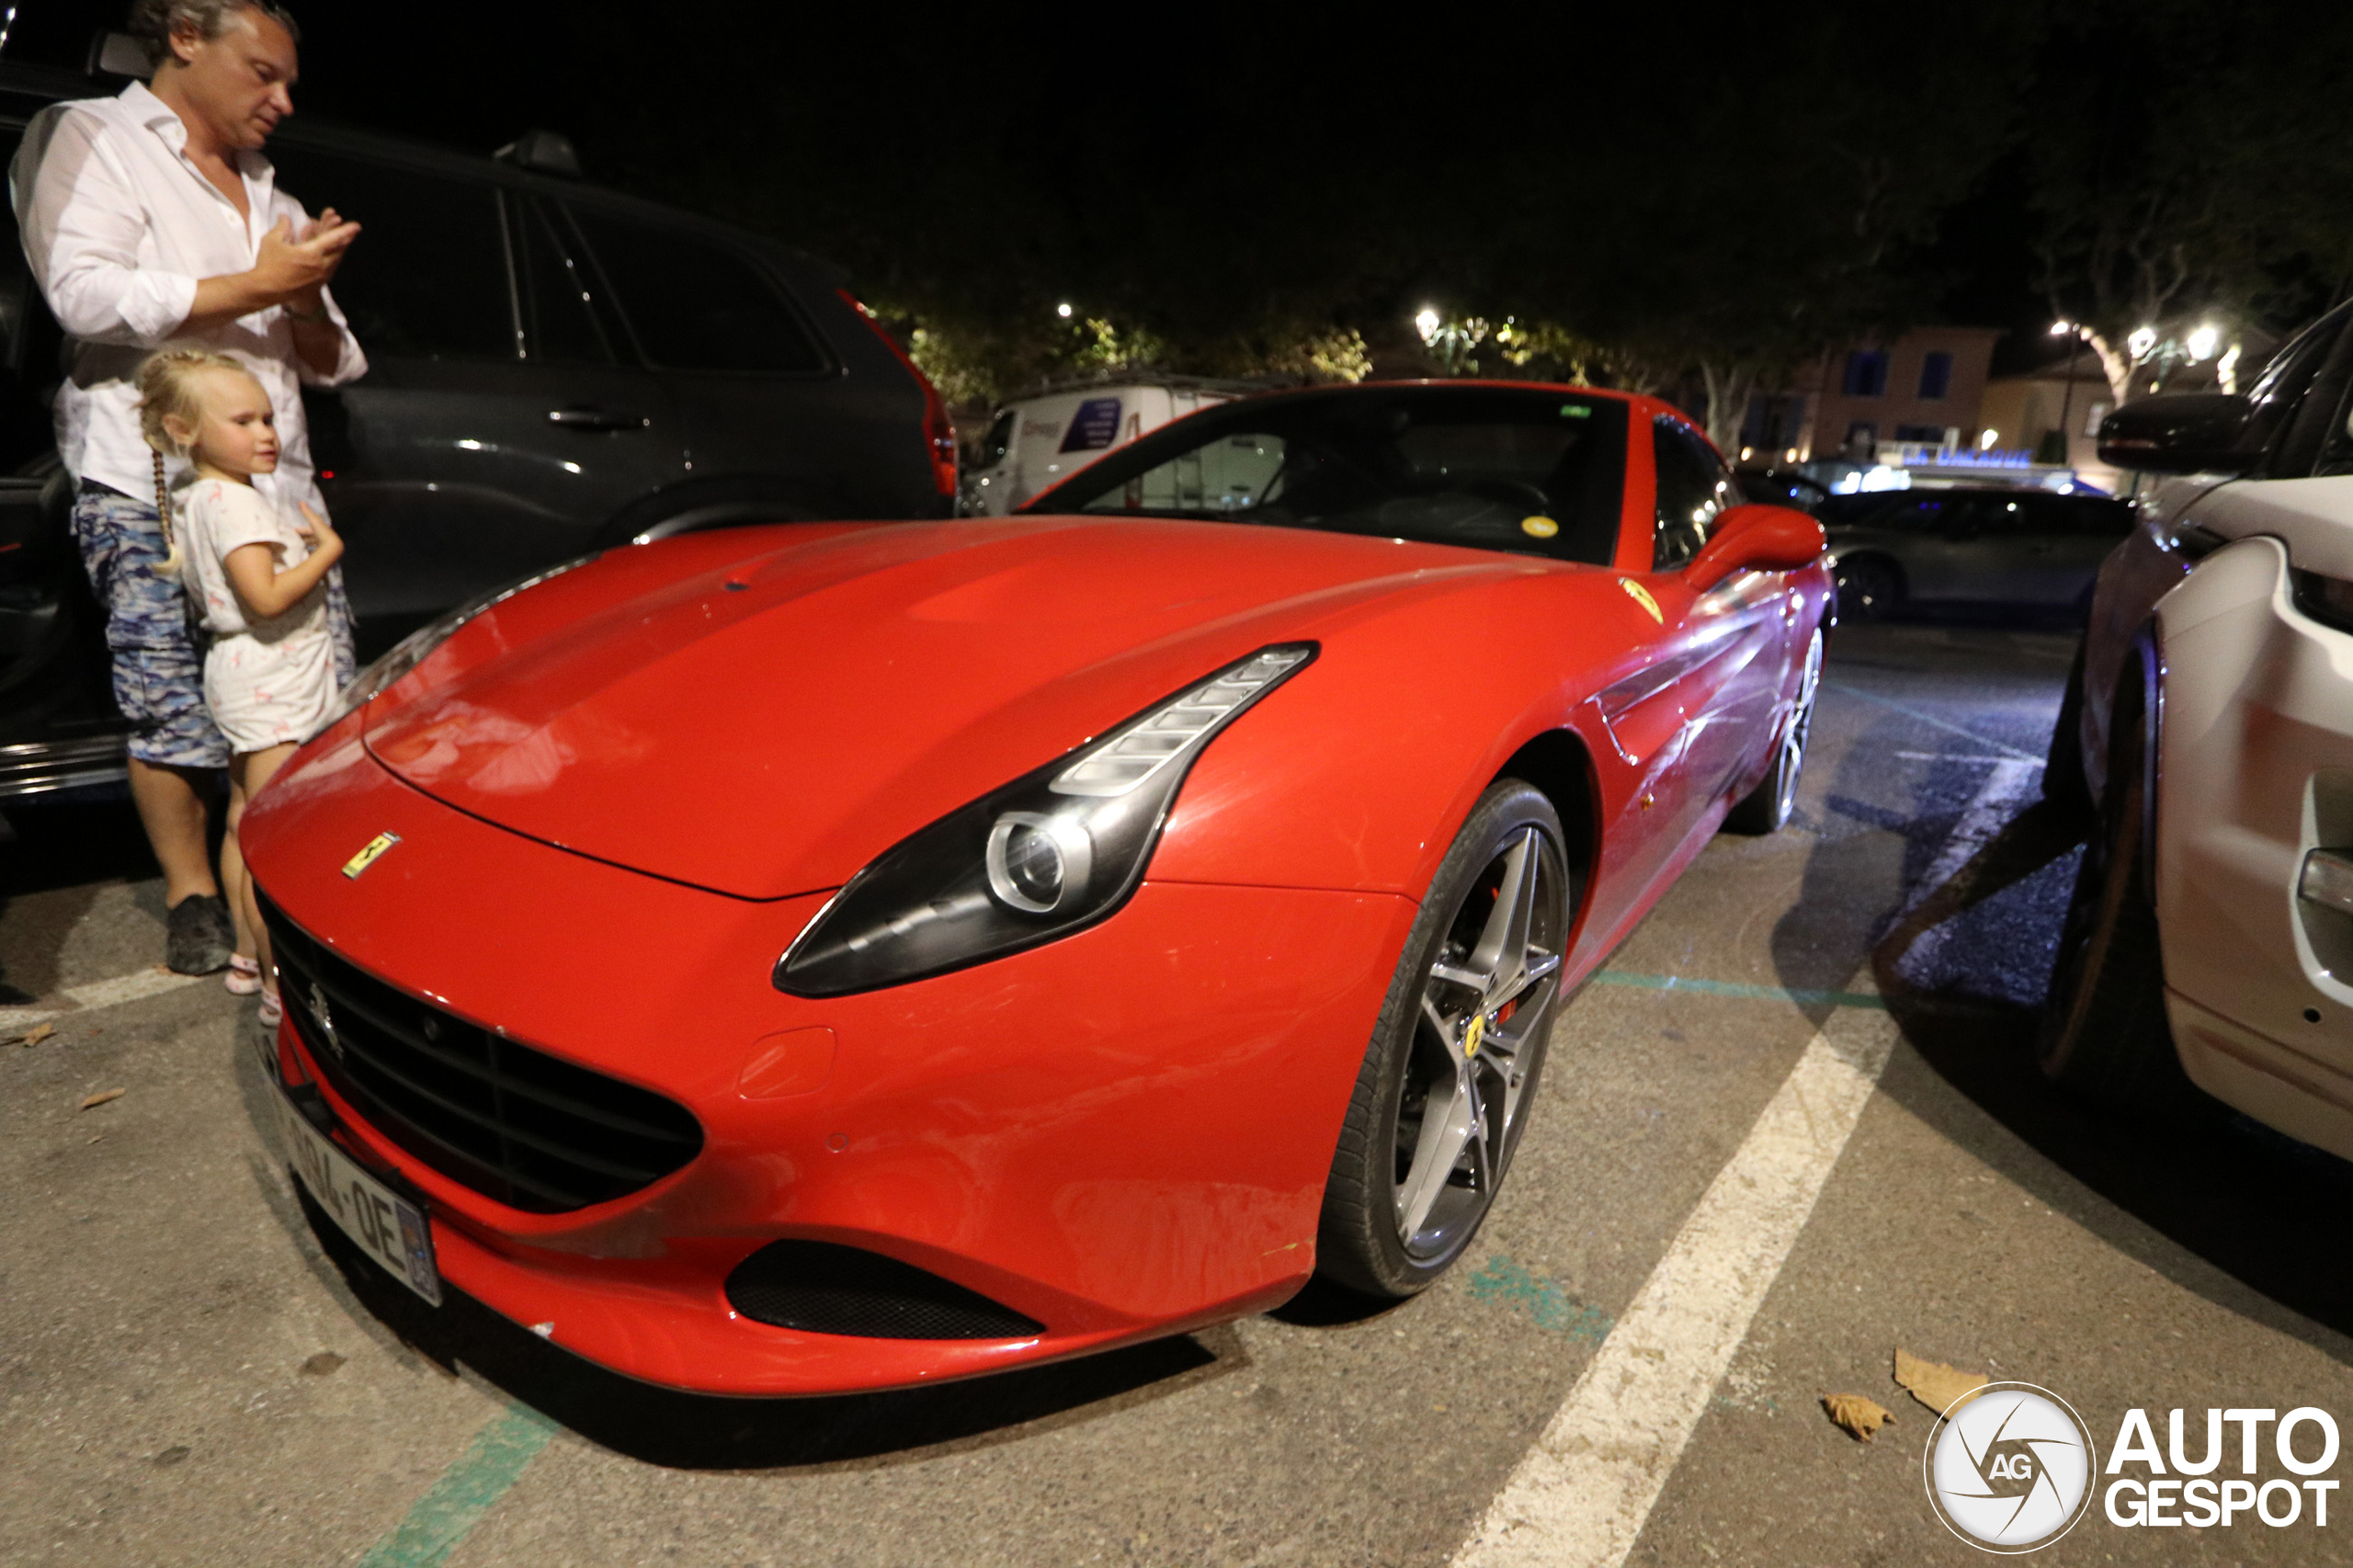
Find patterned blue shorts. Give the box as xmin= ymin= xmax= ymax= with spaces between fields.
xmin=72 ymin=481 xmax=359 ymax=767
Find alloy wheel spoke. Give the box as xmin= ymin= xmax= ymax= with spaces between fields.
xmin=1464 ymin=830 xmax=1540 ymax=1008
xmin=1396 ymin=1064 xmax=1477 ymax=1238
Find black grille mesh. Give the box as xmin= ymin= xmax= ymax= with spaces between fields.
xmin=260 ymin=892 xmax=703 ymax=1213
xmin=725 ymin=1241 xmax=1044 ymax=1339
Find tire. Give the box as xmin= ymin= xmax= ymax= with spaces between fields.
xmin=1315 ymin=781 xmax=1571 ymax=1298
xmin=2041 ymin=637 xmax=2093 ymax=831
xmin=2035 ymin=706 xmax=2216 ymax=1120
xmin=1834 ymin=556 xmax=1904 ymax=621
xmin=1724 ymin=628 xmax=1822 ymax=835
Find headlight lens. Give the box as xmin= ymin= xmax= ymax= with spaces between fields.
xmin=775 ymin=642 xmax=1317 ymax=996
xmin=312 ymin=553 xmax=601 ymax=736
xmin=2292 ymin=570 xmax=2353 ymax=635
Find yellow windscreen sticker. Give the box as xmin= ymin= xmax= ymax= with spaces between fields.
xmin=1620 ymin=579 xmax=1664 ymax=623
xmin=1520 ymin=515 xmax=1560 ymax=540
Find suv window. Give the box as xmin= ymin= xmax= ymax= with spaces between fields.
xmin=1653 ymin=418 xmax=1733 ymax=569
xmin=514 ymin=199 xmax=612 ymax=365
xmin=569 ymin=211 xmax=826 ymax=374
xmin=265 ymin=148 xmax=514 ymax=360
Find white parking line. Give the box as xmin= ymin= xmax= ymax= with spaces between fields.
xmin=1454 ymin=748 xmax=2040 ymax=1566
xmin=1451 ymin=1005 xmax=1896 ymax=1568
xmin=0 ymin=966 xmax=206 ymax=1034
xmin=1892 ymin=756 xmax=2045 ymax=980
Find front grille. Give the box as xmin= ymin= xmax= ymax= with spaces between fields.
xmin=260 ymin=893 xmax=703 ymax=1213
xmin=726 ymin=1241 xmax=1045 ymax=1339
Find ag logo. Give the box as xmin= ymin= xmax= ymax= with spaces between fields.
xmin=1924 ymin=1382 xmax=2097 ymax=1553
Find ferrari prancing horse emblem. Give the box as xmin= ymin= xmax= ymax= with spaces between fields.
xmin=1619 ymin=579 xmax=1664 ymax=623
xmin=342 ymin=831 xmax=401 ymax=880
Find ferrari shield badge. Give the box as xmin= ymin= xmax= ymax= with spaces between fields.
xmin=341 ymin=831 xmax=401 ymax=880
xmin=1464 ymin=1014 xmax=1486 ymax=1057
xmin=1619 ymin=578 xmax=1664 ymax=623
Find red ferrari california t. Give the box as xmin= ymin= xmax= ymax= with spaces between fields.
xmin=241 ymin=381 xmax=1830 ymax=1395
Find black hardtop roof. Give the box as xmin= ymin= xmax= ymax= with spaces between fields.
xmin=0 ymin=62 xmax=845 ymax=284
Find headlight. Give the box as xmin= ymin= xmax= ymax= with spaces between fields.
xmin=2292 ymin=570 xmax=2353 ymax=635
xmin=312 ymin=553 xmax=601 ymax=736
xmin=775 ymin=642 xmax=1317 ymax=996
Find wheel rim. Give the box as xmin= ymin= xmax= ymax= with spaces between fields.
xmin=1779 ymin=632 xmax=1824 ymax=820
xmin=1837 ymin=562 xmax=1893 ymax=619
xmin=2040 ymin=742 xmax=2142 ymax=1074
xmin=1392 ymin=825 xmax=1566 ymax=1258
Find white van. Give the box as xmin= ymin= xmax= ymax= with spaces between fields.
xmin=962 ymin=379 xmax=1251 ymax=515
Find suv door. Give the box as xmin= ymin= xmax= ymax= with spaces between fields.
xmin=0 ymin=118 xmax=126 ymax=785
xmin=266 ymin=146 xmax=686 ymax=654
xmin=559 ymin=207 xmax=859 ymax=517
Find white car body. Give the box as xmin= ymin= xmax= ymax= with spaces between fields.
xmin=2149 ymin=475 xmax=2353 ymax=1158
xmin=962 ymin=381 xmax=1239 ymax=516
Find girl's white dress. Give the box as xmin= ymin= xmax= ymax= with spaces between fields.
xmin=180 ymin=476 xmax=338 ymax=754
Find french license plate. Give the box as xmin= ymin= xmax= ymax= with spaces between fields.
xmin=269 ymin=1079 xmax=442 ymax=1305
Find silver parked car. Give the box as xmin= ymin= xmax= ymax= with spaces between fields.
xmin=1821 ymin=485 xmax=2133 ymax=620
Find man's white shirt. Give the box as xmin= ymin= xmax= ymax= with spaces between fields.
xmin=9 ymin=80 xmax=367 ymax=515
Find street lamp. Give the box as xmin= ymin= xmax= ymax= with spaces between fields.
xmin=2127 ymin=324 xmax=2158 ymax=359
xmin=2052 ymin=322 xmax=2087 ymax=471
xmin=1056 ymin=302 xmax=1073 ymax=319
xmin=2187 ymin=324 xmax=2220 ymax=362
xmin=1415 ymin=307 xmax=1441 ymax=344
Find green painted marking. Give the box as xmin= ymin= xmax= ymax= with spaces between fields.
xmin=1468 ymin=1255 xmax=1614 ymax=1342
xmin=1591 ymin=970 xmax=1889 ymax=1011
xmin=356 ymin=1403 xmax=558 ymax=1568
xmin=1561 ymin=403 xmax=1593 ymax=418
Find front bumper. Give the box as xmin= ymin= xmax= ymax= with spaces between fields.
xmin=244 ymin=726 xmax=1414 ymax=1394
xmin=2154 ymin=536 xmax=2353 ymax=1160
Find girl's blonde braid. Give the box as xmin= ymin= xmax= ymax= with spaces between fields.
xmin=151 ymin=447 xmax=182 ymax=577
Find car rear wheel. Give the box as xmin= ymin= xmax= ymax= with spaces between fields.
xmin=1315 ymin=781 xmax=1569 ymax=1298
xmin=1724 ymin=628 xmax=1821 ymax=835
xmin=1835 ymin=556 xmax=1904 ymax=621
xmin=2036 ymin=708 xmax=2216 ymax=1119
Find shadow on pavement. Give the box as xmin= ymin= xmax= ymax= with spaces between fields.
xmin=1789 ymin=688 xmax=2353 ymax=1364
xmin=293 ymin=1185 xmax=1236 ymax=1471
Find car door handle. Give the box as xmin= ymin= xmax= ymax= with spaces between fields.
xmin=547 ymin=407 xmax=650 ymax=431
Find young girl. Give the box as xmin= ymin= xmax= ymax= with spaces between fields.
xmin=138 ymin=347 xmax=343 ymax=1028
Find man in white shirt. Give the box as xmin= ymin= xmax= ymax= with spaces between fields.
xmin=12 ymin=0 xmax=366 ymax=975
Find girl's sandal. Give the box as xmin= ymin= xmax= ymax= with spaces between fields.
xmin=225 ymin=954 xmax=263 ymax=995
xmin=257 ymin=988 xmax=283 ymax=1029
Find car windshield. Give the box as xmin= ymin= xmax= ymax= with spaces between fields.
xmin=1022 ymin=386 xmax=1631 ymax=566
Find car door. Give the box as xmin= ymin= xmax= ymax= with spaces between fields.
xmin=1586 ymin=418 xmax=1783 ymax=931
xmin=0 ymin=118 xmax=122 ymax=765
xmin=265 ymin=146 xmax=685 ymax=653
xmin=557 ymin=206 xmax=870 ymax=518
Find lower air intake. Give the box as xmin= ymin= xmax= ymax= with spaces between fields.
xmin=725 ymin=1241 xmax=1043 ymax=1340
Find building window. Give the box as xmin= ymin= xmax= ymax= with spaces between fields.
xmin=1918 ymin=350 xmax=1953 ymax=400
xmin=1845 ymin=421 xmax=1877 ymax=458
xmin=1842 ymin=350 xmax=1889 ymax=397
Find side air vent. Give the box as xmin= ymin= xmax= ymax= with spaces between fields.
xmin=725 ymin=1241 xmax=1044 ymax=1340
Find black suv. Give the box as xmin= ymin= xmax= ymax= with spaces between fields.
xmin=0 ymin=54 xmax=954 ymax=806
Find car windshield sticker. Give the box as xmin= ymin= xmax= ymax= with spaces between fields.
xmin=1059 ymin=397 xmax=1124 ymax=453
xmin=1521 ymin=516 xmax=1560 ymax=539
xmin=1620 ymin=579 xmax=1664 ymax=622
xmin=1562 ymin=403 xmax=1593 ymax=419
xmin=342 ymin=831 xmax=402 ymax=880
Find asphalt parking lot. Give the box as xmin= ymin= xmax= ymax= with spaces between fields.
xmin=6 ymin=620 xmax=2351 ymax=1568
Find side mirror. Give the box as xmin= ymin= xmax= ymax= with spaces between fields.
xmin=1682 ymin=504 xmax=1825 ymax=590
xmin=2097 ymin=393 xmax=2256 ymax=474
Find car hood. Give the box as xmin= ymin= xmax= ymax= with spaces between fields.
xmin=362 ymin=517 xmax=1541 ymax=898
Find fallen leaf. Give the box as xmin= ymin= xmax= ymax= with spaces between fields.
xmin=78 ymin=1087 xmax=125 ymax=1110
xmin=1823 ymin=1392 xmax=1896 ymax=1442
xmin=1895 ymin=1346 xmax=1988 ymax=1416
xmin=8 ymin=1022 xmax=54 ymax=1048
xmin=300 ymin=1351 xmax=345 ymax=1377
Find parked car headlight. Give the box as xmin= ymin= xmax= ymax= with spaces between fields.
xmin=313 ymin=554 xmax=602 ymax=736
xmin=776 ymin=643 xmax=1318 ymax=996
xmin=2292 ymin=570 xmax=2353 ymax=635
